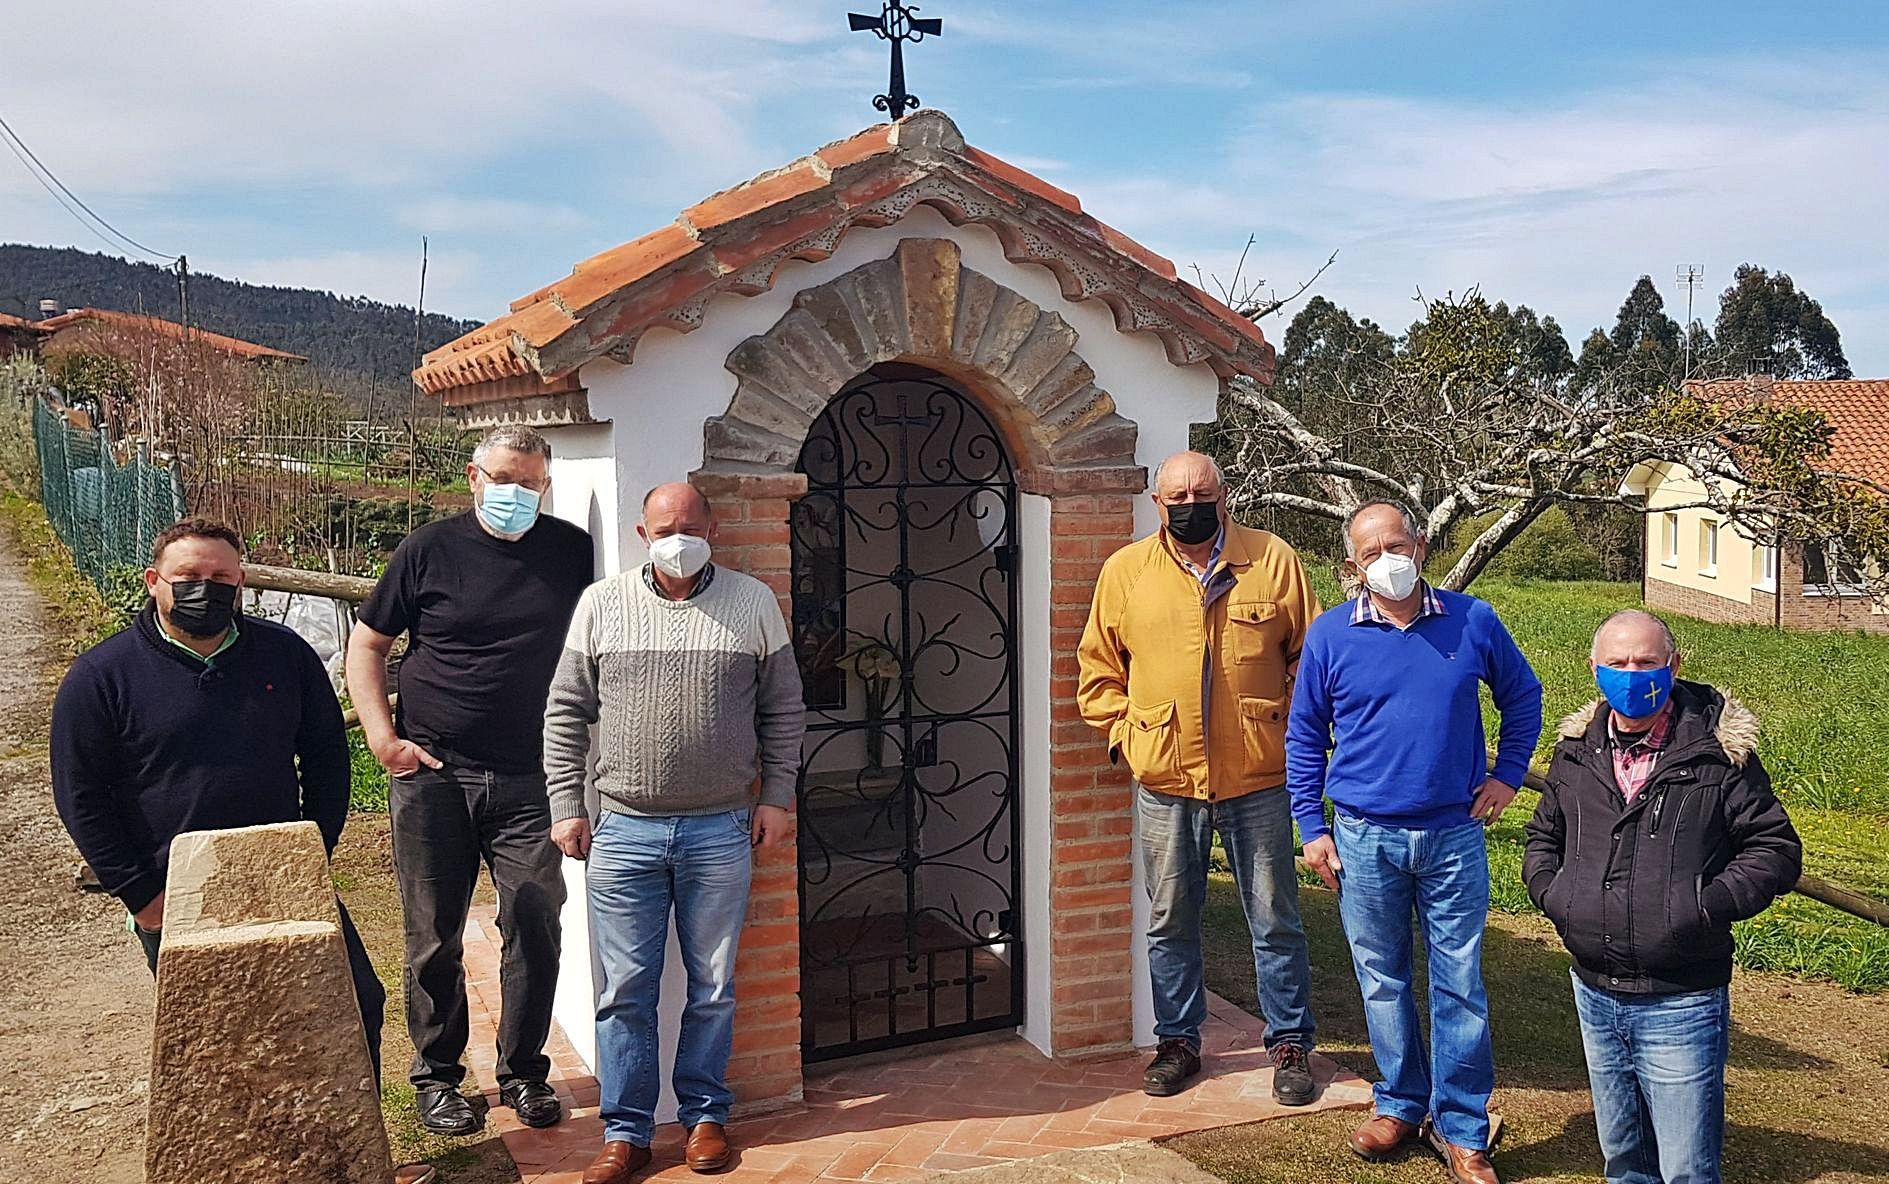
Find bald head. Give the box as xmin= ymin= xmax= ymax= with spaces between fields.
xmin=1152 ymin=451 xmax=1223 ymax=503
xmin=640 ymin=482 xmax=713 ymax=541
xmin=1591 ymin=609 xmax=1678 ymax=669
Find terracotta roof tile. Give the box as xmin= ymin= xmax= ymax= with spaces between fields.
xmin=417 ymin=110 xmax=1271 ymax=399
xmin=960 ymin=145 xmax=1082 ymax=214
xmin=1688 ymin=378 xmax=1889 ymax=486
xmin=36 ymin=308 xmax=305 ymax=361
xmin=683 ymin=160 xmax=829 ymax=233
xmin=815 ymin=124 xmax=897 ymax=171
xmin=0 ymin=312 xmax=46 ymax=331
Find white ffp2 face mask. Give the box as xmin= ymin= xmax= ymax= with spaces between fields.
xmin=648 ymin=533 xmax=711 ymax=580
xmin=1363 ymin=551 xmax=1420 ymax=600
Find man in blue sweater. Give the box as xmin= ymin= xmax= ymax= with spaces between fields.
xmin=50 ymin=522 xmax=389 ymax=1078
xmin=1286 ymin=501 xmax=1542 ymax=1184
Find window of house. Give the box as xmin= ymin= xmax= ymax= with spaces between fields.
xmin=1661 ymin=512 xmax=1679 ymax=566
xmin=1804 ymin=542 xmax=1866 ymax=595
xmin=1754 ymin=544 xmax=1778 ymax=591
xmin=1698 ymin=519 xmax=1718 ymax=576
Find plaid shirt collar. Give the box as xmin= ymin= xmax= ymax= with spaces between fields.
xmin=642 ymin=561 xmax=716 ymax=601
xmin=1609 ymin=700 xmax=1676 ymax=802
xmin=1609 ymin=700 xmax=1676 ymax=754
xmin=1351 ymin=581 xmax=1445 ymax=627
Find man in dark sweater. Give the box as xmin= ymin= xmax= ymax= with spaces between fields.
xmin=50 ymin=517 xmax=386 ymax=1069
xmin=1526 ymin=610 xmax=1800 ymax=1184
xmin=346 ymin=424 xmax=592 ymax=1137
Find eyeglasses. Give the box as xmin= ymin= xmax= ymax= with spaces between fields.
xmin=474 ymin=463 xmax=549 ymax=494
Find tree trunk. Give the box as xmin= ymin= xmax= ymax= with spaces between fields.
xmin=1439 ymin=496 xmax=1553 ymax=590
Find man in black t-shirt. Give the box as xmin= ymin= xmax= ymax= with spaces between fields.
xmin=347 ymin=424 xmax=592 ymax=1137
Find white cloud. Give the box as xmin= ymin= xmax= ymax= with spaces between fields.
xmin=1067 ymin=55 xmax=1889 ymax=370
xmin=395 ymin=197 xmax=591 ymax=236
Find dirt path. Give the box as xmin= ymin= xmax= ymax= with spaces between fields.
xmin=0 ymin=520 xmax=149 ymax=1183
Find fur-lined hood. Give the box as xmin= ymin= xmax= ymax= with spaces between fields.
xmin=1556 ymin=682 xmax=1760 ymax=767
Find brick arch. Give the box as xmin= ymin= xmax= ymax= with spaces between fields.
xmin=692 ymin=237 xmax=1145 ymax=496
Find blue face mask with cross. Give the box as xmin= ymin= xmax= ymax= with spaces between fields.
xmin=1594 ymin=663 xmax=1674 ymax=719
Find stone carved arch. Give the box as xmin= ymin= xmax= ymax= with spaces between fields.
xmin=694 ymin=238 xmax=1145 ymax=495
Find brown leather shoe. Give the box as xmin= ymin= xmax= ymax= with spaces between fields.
xmin=1430 ymin=1134 xmax=1500 ymax=1184
xmin=392 ymin=1166 xmax=437 ymax=1184
xmin=1348 ymin=1114 xmax=1420 ymax=1160
xmin=686 ymin=1121 xmax=732 ymax=1173
xmin=582 ymin=1140 xmax=652 ymax=1184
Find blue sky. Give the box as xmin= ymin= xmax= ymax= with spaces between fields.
xmin=3 ymin=1 xmax=1886 ymax=371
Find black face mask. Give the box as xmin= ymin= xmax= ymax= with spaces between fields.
xmin=162 ymin=578 xmax=240 ymax=638
xmin=1164 ymin=500 xmax=1222 ymax=547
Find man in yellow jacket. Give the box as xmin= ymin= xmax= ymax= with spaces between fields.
xmin=1077 ymin=450 xmax=1321 ymax=1102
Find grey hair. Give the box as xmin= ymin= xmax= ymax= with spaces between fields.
xmin=472 ymin=424 xmax=552 ymax=467
xmin=1151 ymin=452 xmax=1224 ymax=496
xmin=1591 ymin=609 xmax=1678 ymax=662
xmin=1341 ymin=500 xmax=1422 ymax=559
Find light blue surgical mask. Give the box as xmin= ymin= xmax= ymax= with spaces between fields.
xmin=1595 ymin=663 xmax=1673 ymax=719
xmin=477 ymin=480 xmax=542 ymax=539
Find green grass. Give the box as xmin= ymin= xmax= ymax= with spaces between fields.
xmin=0 ymin=493 xmax=126 ymax=655
xmin=1296 ymin=570 xmax=1889 ymax=992
xmin=1174 ymin=873 xmax=1889 ymax=1184
xmin=350 ymin=729 xmax=391 ymax=813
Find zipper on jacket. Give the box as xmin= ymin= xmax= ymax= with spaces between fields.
xmin=1648 ymin=786 xmax=1670 ymax=836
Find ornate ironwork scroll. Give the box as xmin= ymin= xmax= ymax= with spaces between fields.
xmin=791 ymin=366 xmax=1023 ymax=1061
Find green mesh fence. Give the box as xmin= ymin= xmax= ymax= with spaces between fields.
xmin=32 ymin=398 xmax=186 ymax=588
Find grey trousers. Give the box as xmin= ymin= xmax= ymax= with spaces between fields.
xmin=389 ymin=762 xmax=566 ymax=1090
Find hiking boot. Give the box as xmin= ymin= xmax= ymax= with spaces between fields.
xmin=1349 ymin=1114 xmax=1420 ymax=1160
xmin=1269 ymin=1042 xmax=1315 ymax=1106
xmin=1141 ymin=1039 xmax=1201 ymax=1097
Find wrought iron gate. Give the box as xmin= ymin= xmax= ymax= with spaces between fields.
xmin=790 ymin=367 xmax=1024 ymax=1062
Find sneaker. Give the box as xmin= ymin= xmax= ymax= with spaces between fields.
xmin=1142 ymin=1039 xmax=1202 ymax=1097
xmin=1270 ymin=1042 xmax=1315 ymax=1106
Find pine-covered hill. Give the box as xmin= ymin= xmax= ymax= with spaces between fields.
xmin=0 ymin=244 xmax=482 ymax=385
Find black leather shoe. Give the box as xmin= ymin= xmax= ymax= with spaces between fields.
xmin=415 ymin=1087 xmax=481 ymax=1136
xmin=1142 ymin=1039 xmax=1202 ymax=1097
xmin=1270 ymin=1042 xmax=1316 ymax=1106
xmin=500 ymin=1079 xmax=564 ymax=1129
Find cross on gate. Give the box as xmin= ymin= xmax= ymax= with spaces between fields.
xmin=848 ymin=1 xmax=942 ymax=121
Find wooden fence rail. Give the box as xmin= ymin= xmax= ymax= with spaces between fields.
xmin=234 ymin=562 xmax=1889 ymax=931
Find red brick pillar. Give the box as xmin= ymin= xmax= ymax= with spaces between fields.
xmin=691 ymin=469 xmax=809 ymax=1112
xmin=1043 ymin=489 xmax=1140 ymax=1058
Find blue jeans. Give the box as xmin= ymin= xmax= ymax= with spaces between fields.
xmin=1573 ymin=975 xmax=1729 ymax=1184
xmin=1332 ymin=814 xmax=1494 ymax=1149
xmin=588 ymin=808 xmax=754 ymax=1146
xmin=1138 ymin=785 xmax=1315 ymax=1052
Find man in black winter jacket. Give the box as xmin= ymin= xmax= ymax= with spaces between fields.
xmin=1524 ymin=609 xmax=1800 ymax=1184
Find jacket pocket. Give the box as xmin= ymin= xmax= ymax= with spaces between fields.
xmin=1237 ymin=694 xmax=1288 ymax=779
xmin=1225 ymin=599 xmax=1281 ymax=666
xmin=1122 ymin=699 xmax=1186 ymax=793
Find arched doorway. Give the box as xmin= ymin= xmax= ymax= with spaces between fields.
xmin=790 ymin=363 xmax=1024 ymax=1061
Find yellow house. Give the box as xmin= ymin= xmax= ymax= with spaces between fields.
xmin=1622 ymin=377 xmax=1888 ymax=634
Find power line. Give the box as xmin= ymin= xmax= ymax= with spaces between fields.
xmin=0 ymin=111 xmax=177 ymax=262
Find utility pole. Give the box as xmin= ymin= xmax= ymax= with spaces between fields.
xmin=1675 ymin=264 xmax=1703 ymax=381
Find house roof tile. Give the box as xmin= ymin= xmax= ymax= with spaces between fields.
xmin=36 ymin=308 xmax=305 ymax=362
xmin=417 ymin=110 xmax=1273 ymax=400
xmin=1688 ymin=378 xmax=1889 ymax=487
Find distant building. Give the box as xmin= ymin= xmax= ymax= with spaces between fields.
xmin=0 ymin=312 xmax=46 ymax=360
xmin=35 ymin=307 xmax=306 ymax=366
xmin=1622 ymin=377 xmax=1888 ymax=634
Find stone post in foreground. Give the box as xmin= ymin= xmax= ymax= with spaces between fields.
xmin=145 ymin=821 xmax=391 ymax=1184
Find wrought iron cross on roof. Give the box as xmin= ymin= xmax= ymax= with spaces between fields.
xmin=849 ymin=1 xmax=942 ymax=120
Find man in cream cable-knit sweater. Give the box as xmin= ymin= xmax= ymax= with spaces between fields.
xmin=543 ymin=481 xmax=803 ymax=1184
